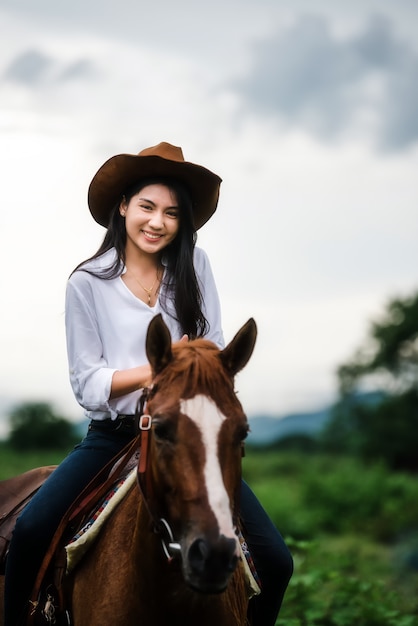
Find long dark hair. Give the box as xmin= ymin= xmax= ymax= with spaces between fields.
xmin=72 ymin=177 xmax=209 ymax=338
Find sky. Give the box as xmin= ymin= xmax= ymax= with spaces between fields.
xmin=0 ymin=0 xmax=417 ymax=433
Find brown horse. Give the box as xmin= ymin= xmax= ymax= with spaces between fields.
xmin=66 ymin=314 xmax=257 ymax=626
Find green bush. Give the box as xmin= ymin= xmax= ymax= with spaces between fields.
xmin=242 ymin=450 xmax=418 ymax=624
xmin=276 ymin=538 xmax=418 ymax=626
xmin=244 ymin=452 xmax=418 ymax=542
xmin=302 ymin=459 xmax=418 ymax=541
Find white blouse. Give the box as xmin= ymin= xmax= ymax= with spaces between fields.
xmin=65 ymin=247 xmax=224 ymax=421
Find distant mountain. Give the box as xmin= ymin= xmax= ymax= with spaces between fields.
xmin=247 ymin=407 xmax=332 ymax=446
xmin=247 ymin=390 xmax=389 ymax=446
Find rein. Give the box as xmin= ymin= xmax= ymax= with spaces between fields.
xmin=136 ymin=387 xmax=181 ymax=562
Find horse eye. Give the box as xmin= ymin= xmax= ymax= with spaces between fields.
xmin=153 ymin=419 xmax=175 ymax=442
xmin=237 ymin=428 xmax=249 ymax=458
xmin=237 ymin=426 xmax=249 ymax=445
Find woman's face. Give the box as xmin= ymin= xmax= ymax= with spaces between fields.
xmin=120 ymin=183 xmax=180 ymax=255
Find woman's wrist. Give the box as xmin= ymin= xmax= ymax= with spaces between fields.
xmin=110 ymin=364 xmax=152 ymax=399
xmin=137 ymin=364 xmax=152 ymax=389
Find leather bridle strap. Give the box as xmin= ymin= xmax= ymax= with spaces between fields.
xmin=136 ymin=399 xmax=181 ymax=560
xmin=138 ymin=413 xmax=152 ymax=477
xmin=135 ymin=387 xmax=156 ymax=521
xmin=136 ymin=388 xmax=154 ymax=515
xmin=136 ymin=386 xmax=153 ymax=498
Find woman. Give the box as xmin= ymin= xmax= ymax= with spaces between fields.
xmin=4 ymin=142 xmax=293 ymax=626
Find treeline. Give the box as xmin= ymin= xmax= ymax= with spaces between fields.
xmin=323 ymin=290 xmax=418 ymax=472
xmin=5 ymin=402 xmax=79 ymax=450
xmin=256 ymin=290 xmax=418 ymax=474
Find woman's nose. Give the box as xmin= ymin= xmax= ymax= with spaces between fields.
xmin=148 ymin=210 xmax=164 ymax=228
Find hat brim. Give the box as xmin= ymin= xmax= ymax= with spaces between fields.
xmin=88 ymin=154 xmax=222 ymax=230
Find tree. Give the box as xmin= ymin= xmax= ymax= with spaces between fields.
xmin=322 ymin=291 xmax=418 ymax=472
xmin=8 ymin=402 xmax=78 ymax=450
xmin=338 ymin=292 xmax=418 ymax=395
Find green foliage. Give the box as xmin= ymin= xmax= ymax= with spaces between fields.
xmin=243 ymin=451 xmax=418 ymax=542
xmin=7 ymin=401 xmax=79 ymax=450
xmin=326 ymin=289 xmax=418 ymax=472
xmin=301 ymin=459 xmax=418 ymax=542
xmin=322 ymin=389 xmax=418 ymax=472
xmin=276 ymin=538 xmax=418 ymax=626
xmin=355 ymin=391 xmax=418 ymax=471
xmin=338 ymin=291 xmax=418 ymax=394
xmin=243 ymin=449 xmax=418 ymax=624
xmin=370 ymin=292 xmax=418 ymax=382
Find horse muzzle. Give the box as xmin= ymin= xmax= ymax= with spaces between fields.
xmin=183 ymin=535 xmax=239 ymax=594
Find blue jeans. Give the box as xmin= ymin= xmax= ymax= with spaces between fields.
xmin=240 ymin=480 xmax=293 ymax=625
xmin=4 ymin=428 xmax=292 ymax=626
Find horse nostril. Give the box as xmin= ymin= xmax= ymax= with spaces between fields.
xmin=188 ymin=538 xmax=209 ymax=573
xmin=188 ymin=536 xmax=238 ymax=576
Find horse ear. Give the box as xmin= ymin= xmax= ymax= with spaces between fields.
xmin=220 ymin=318 xmax=257 ymax=377
xmin=146 ymin=314 xmax=173 ymax=375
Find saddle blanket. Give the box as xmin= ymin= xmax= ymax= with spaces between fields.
xmin=65 ymin=470 xmax=260 ymax=597
xmin=65 ymin=469 xmax=137 ymax=573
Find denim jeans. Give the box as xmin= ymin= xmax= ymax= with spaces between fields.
xmin=4 ymin=428 xmax=292 ymax=626
xmin=241 ymin=480 xmax=293 ymax=625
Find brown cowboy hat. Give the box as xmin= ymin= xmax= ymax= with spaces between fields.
xmin=88 ymin=142 xmax=222 ymax=230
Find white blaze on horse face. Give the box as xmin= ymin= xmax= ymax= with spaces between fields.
xmin=180 ymin=395 xmax=238 ymax=547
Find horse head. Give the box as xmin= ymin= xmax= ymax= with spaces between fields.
xmin=141 ymin=314 xmax=257 ymax=594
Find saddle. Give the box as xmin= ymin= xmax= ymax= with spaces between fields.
xmin=0 ymin=466 xmax=56 ymax=575
xmin=0 ymin=436 xmax=140 ymax=625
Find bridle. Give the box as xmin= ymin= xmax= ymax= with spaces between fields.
xmin=135 ymin=385 xmax=243 ymax=563
xmin=135 ymin=386 xmax=181 ymax=562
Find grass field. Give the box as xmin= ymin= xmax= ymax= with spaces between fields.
xmin=1 ymin=442 xmax=417 ymax=624
xmin=0 ymin=443 xmax=70 ymax=478
xmin=242 ymin=448 xmax=418 ymax=625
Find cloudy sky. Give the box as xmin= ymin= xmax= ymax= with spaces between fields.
xmin=0 ymin=0 xmax=417 ymax=431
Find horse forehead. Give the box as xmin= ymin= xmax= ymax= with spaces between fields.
xmin=180 ymin=395 xmax=226 ymax=433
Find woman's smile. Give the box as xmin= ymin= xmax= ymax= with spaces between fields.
xmin=141 ymin=230 xmax=163 ymax=241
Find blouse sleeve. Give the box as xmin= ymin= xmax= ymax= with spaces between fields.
xmin=65 ymin=274 xmax=117 ymax=414
xmin=194 ymin=248 xmax=225 ymax=349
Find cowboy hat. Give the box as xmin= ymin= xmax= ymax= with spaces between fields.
xmin=88 ymin=142 xmax=222 ymax=230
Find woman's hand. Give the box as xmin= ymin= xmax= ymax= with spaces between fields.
xmin=110 ymin=335 xmax=188 ymax=399
xmin=110 ymin=364 xmax=153 ymax=399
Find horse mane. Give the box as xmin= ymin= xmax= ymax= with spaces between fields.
xmin=157 ymin=339 xmax=237 ymax=404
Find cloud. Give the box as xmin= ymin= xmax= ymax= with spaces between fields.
xmin=236 ymin=14 xmax=418 ymax=151
xmin=3 ymin=49 xmax=53 ymax=85
xmin=381 ymin=55 xmax=418 ymax=150
xmin=2 ymin=47 xmax=98 ymax=87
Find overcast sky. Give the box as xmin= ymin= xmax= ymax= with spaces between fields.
xmin=0 ymin=0 xmax=417 ymax=431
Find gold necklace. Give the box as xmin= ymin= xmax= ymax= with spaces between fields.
xmin=128 ymin=268 xmax=161 ymax=305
